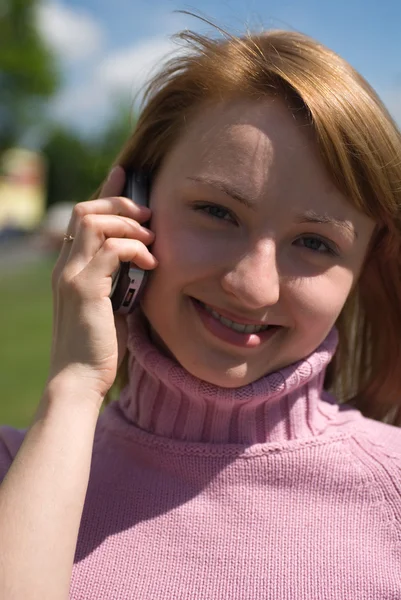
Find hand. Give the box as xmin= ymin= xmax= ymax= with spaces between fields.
xmin=48 ymin=166 xmax=157 ymax=404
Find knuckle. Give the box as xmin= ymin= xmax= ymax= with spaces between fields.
xmin=58 ymin=271 xmax=72 ymax=293
xmin=68 ymin=275 xmax=83 ymax=295
xmin=103 ymin=237 xmax=118 ymax=253
xmin=72 ymin=202 xmax=88 ymax=219
xmin=118 ymin=196 xmax=137 ymax=212
xmin=59 ymin=271 xmax=83 ymax=296
xmin=81 ymin=213 xmax=96 ymax=229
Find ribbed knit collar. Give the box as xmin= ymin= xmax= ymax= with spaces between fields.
xmin=117 ymin=310 xmax=341 ymax=445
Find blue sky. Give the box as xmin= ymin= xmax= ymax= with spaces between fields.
xmin=35 ymin=0 xmax=401 ymax=137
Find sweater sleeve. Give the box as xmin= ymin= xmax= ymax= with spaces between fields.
xmin=0 ymin=426 xmax=27 ymax=484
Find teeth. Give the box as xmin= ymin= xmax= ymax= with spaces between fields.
xmin=203 ymin=303 xmax=270 ymax=334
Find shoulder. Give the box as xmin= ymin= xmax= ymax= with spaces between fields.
xmin=355 ymin=416 xmax=401 ymax=456
xmin=347 ymin=415 xmax=401 ymax=483
xmin=345 ymin=418 xmax=401 ymax=546
xmin=0 ymin=425 xmax=27 ymax=481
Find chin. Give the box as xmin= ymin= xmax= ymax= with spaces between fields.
xmin=141 ymin=301 xmax=294 ymax=388
xmin=187 ymin=362 xmax=254 ymax=388
xmin=173 ymin=345 xmax=274 ymax=388
xmin=146 ymin=322 xmax=257 ymax=387
xmin=194 ymin=365 xmax=260 ymax=388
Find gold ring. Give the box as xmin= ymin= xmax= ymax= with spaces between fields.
xmin=63 ymin=233 xmax=75 ymax=242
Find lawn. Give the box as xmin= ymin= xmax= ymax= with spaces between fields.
xmin=0 ymin=257 xmax=55 ymax=428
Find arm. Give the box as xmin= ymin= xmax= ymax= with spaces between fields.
xmin=0 ymin=165 xmax=156 ymax=600
xmin=0 ymin=376 xmax=101 ymax=600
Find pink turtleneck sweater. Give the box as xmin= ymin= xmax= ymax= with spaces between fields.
xmin=1 ymin=312 xmax=401 ymax=599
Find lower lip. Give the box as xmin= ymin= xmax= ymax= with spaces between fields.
xmin=190 ymin=298 xmax=281 ymax=349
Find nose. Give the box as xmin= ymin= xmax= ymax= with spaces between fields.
xmin=221 ymin=239 xmax=280 ymax=310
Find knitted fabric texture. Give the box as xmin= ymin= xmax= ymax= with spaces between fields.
xmin=0 ymin=311 xmax=400 ymax=598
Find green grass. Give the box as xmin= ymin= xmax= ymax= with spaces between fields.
xmin=0 ymin=258 xmax=55 ymax=428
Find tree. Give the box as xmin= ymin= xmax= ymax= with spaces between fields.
xmin=42 ymin=100 xmax=136 ymax=208
xmin=0 ymin=0 xmax=60 ymax=152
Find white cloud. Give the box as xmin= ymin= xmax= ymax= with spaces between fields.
xmin=50 ymin=81 xmax=108 ymax=126
xmin=95 ymin=36 xmax=177 ymax=93
xmin=34 ymin=2 xmax=195 ymax=133
xmin=36 ymin=1 xmax=105 ymax=62
xmin=94 ymin=37 xmax=174 ymax=92
xmin=50 ymin=35 xmax=181 ymax=132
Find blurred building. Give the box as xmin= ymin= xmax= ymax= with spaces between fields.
xmin=0 ymin=148 xmax=46 ymax=236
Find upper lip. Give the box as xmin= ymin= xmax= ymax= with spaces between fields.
xmin=194 ymin=298 xmax=279 ymax=326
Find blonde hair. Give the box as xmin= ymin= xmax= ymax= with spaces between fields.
xmin=106 ymin=22 xmax=401 ymax=426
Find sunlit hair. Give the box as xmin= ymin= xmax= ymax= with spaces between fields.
xmin=104 ymin=19 xmax=401 ymax=426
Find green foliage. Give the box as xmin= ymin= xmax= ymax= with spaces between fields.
xmin=42 ymin=128 xmax=98 ymax=206
xmin=0 ymin=0 xmax=60 ymax=151
xmin=0 ymin=0 xmax=135 ymax=205
xmin=42 ymin=101 xmax=136 ymax=207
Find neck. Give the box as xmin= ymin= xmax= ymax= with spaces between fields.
xmin=117 ymin=311 xmax=340 ymax=445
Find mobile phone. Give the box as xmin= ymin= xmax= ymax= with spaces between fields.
xmin=110 ymin=170 xmax=150 ymax=314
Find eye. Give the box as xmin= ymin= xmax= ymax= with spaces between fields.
xmin=294 ymin=236 xmax=338 ymax=256
xmin=193 ymin=202 xmax=237 ymax=224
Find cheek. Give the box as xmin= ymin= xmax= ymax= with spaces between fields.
xmin=141 ymin=220 xmax=220 ymax=332
xmin=149 ymin=216 xmax=223 ymax=284
xmin=288 ymin=268 xmax=355 ymax=330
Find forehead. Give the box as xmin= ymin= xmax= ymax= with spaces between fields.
xmin=165 ymin=98 xmax=350 ymax=214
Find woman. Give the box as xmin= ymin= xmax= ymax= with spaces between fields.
xmin=1 ymin=25 xmax=400 ymax=599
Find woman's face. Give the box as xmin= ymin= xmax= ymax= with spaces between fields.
xmin=141 ymin=98 xmax=375 ymax=387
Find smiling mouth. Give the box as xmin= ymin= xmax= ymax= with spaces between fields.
xmin=192 ymin=299 xmax=277 ymax=334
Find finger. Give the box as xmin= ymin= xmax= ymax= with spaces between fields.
xmin=70 ymin=196 xmax=151 ymax=227
xmin=94 ymin=237 xmax=158 ymax=277
xmin=51 ymin=166 xmax=130 ymax=345
xmin=68 ymin=214 xmax=155 ymax=268
xmin=59 ymin=166 xmax=125 ymax=250
xmin=65 ymin=238 xmax=158 ymax=302
xmin=66 ymin=167 xmax=150 ymax=238
xmin=58 ymin=166 xmax=126 ymax=258
xmin=52 ymin=182 xmax=151 ymax=286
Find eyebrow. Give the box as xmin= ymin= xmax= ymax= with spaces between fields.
xmin=187 ymin=176 xmax=358 ymax=240
xmin=187 ymin=176 xmax=257 ymax=210
xmin=294 ymin=210 xmax=358 ymax=241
